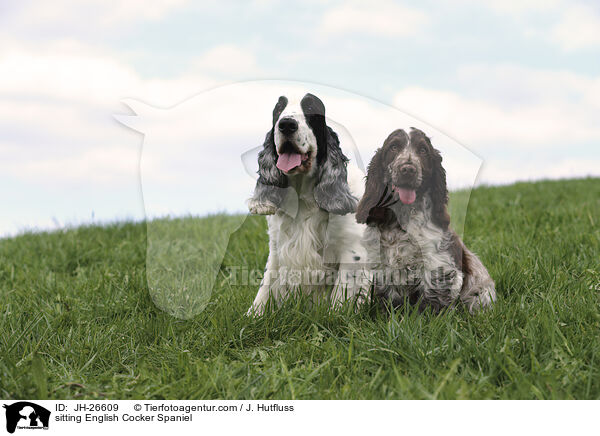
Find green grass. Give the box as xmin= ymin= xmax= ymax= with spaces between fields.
xmin=1 ymin=178 xmax=599 ymax=399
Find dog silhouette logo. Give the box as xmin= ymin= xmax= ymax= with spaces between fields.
xmin=115 ymin=81 xmax=481 ymax=319
xmin=3 ymin=402 xmax=50 ymax=433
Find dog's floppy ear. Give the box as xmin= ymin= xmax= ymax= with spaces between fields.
xmin=429 ymin=146 xmax=450 ymax=229
xmin=248 ymin=129 xmax=289 ymax=214
xmin=247 ymin=96 xmax=291 ymax=215
xmin=314 ymin=126 xmax=358 ymax=215
xmin=300 ymin=93 xmax=356 ymax=215
xmin=272 ymin=95 xmax=288 ymax=125
xmin=356 ymin=146 xmax=387 ymax=224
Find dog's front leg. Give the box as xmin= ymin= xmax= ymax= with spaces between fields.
xmin=247 ymin=265 xmax=280 ymax=316
xmin=246 ymin=232 xmax=280 ymax=316
xmin=331 ymin=245 xmax=372 ymax=310
xmin=247 ymin=283 xmax=271 ymax=317
xmin=330 ymin=228 xmax=373 ymax=310
xmin=331 ymin=268 xmax=371 ymax=309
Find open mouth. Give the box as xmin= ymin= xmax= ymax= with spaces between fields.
xmin=392 ymin=185 xmax=417 ymax=205
xmin=276 ymin=150 xmax=310 ymax=173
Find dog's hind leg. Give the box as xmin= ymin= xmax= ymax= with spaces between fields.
xmin=460 ymin=248 xmax=496 ymax=313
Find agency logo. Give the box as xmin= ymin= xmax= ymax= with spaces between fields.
xmin=2 ymin=402 xmax=50 ymax=434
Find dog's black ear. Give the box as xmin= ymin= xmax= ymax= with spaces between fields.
xmin=356 ymin=146 xmax=387 ymax=224
xmin=300 ymin=93 xmax=357 ymax=215
xmin=300 ymin=93 xmax=327 ymax=165
xmin=248 ymin=130 xmax=288 ymax=214
xmin=429 ymin=146 xmax=450 ymax=230
xmin=272 ymin=95 xmax=288 ymax=125
xmin=247 ymin=96 xmax=290 ymax=215
xmin=314 ymin=127 xmax=357 ymax=215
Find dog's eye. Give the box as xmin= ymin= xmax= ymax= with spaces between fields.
xmin=418 ymin=146 xmax=427 ymax=154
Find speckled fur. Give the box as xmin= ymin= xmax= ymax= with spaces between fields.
xmin=358 ymin=128 xmax=496 ymax=313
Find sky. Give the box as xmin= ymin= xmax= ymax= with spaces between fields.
xmin=1 ymin=0 xmax=599 ymax=236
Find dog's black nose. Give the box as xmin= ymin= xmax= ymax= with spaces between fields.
xmin=278 ymin=117 xmax=298 ymax=134
xmin=400 ymin=164 xmax=416 ymax=176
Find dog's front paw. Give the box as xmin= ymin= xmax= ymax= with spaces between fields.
xmin=248 ymin=199 xmax=277 ymax=215
xmin=246 ymin=304 xmax=264 ymax=317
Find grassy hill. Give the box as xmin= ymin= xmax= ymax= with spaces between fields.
xmin=0 ymin=178 xmax=599 ymax=399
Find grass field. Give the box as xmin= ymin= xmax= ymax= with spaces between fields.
xmin=1 ymin=178 xmax=599 ymax=400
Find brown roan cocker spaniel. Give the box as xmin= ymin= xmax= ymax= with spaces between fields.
xmin=356 ymin=128 xmax=496 ymax=313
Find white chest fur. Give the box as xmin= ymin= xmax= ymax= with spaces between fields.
xmin=268 ymin=175 xmax=330 ymax=272
xmin=273 ymin=201 xmax=328 ymax=271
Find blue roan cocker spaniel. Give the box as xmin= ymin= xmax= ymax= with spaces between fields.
xmin=356 ymin=128 xmax=496 ymax=313
xmin=247 ymin=93 xmax=370 ymax=315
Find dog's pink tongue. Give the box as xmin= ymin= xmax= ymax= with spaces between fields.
xmin=397 ymin=188 xmax=416 ymax=205
xmin=276 ymin=153 xmax=302 ymax=172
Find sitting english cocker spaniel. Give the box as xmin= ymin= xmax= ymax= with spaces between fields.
xmin=356 ymin=128 xmax=496 ymax=313
xmin=246 ymin=93 xmax=370 ymax=316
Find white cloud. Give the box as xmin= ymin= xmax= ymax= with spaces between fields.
xmin=190 ymin=44 xmax=261 ymax=76
xmin=467 ymin=0 xmax=561 ymax=15
xmin=0 ymin=37 xmax=226 ymax=209
xmin=0 ymin=39 xmax=217 ymax=106
xmin=551 ymin=4 xmax=600 ymax=50
xmin=8 ymin=0 xmax=190 ymax=31
xmin=393 ymin=64 xmax=600 ymax=149
xmin=456 ymin=64 xmax=600 ymax=107
xmin=467 ymin=0 xmax=600 ymax=51
xmin=393 ymin=64 xmax=600 ymax=186
xmin=0 ymin=145 xmax=141 ymax=185
xmin=319 ymin=0 xmax=429 ymax=37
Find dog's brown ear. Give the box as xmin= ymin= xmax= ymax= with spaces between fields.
xmin=356 ymin=147 xmax=386 ymax=224
xmin=429 ymin=147 xmax=450 ymax=229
